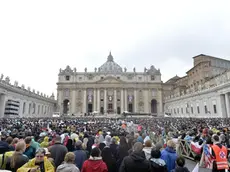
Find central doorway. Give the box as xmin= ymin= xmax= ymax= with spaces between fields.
xmin=128 ymin=103 xmax=133 ymax=113
xmin=63 ymin=99 xmax=69 ymax=114
xmin=108 ymin=103 xmax=113 ymax=113
xmin=88 ymin=104 xmax=93 ymax=113
xmin=117 ymin=107 xmax=121 ymax=114
xmin=100 ymin=107 xmax=104 ymax=114
xmin=151 ymin=99 xmax=157 ymax=113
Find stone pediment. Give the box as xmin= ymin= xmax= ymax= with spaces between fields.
xmin=96 ymin=76 xmax=124 ymax=84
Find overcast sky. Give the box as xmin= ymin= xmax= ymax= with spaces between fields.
xmin=1 ymin=0 xmax=230 ymax=97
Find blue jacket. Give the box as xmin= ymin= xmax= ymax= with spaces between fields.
xmin=161 ymin=147 xmax=177 ymax=172
xmin=0 ymin=141 xmax=10 ymax=154
xmin=73 ymin=149 xmax=87 ymax=170
xmin=137 ymin=136 xmax=144 ymax=144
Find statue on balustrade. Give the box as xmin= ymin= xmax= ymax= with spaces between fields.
xmin=0 ymin=74 xmax=3 ymax=81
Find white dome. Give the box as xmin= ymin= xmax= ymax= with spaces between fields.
xmin=99 ymin=52 xmax=123 ymax=74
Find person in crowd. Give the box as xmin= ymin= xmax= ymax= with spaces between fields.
xmin=143 ymin=140 xmax=153 ymax=160
xmin=161 ymin=140 xmax=177 ymax=172
xmin=128 ymin=139 xmax=137 ymax=155
xmin=101 ymin=146 xmax=116 ymax=172
xmin=104 ymin=135 xmax=112 ymax=147
xmin=119 ymin=142 xmax=151 ymax=172
xmin=110 ymin=137 xmax=118 ymax=159
xmin=5 ymin=141 xmax=29 ymax=172
xmin=149 ymin=148 xmax=167 ymax=172
xmin=99 ymin=142 xmax=106 ymax=151
xmin=0 ymin=136 xmax=10 ymax=154
xmin=66 ymin=138 xmax=75 ymax=152
xmin=82 ymin=137 xmax=88 ymax=150
xmin=43 ymin=148 xmax=55 ymax=167
xmin=81 ymin=147 xmax=108 ymax=172
xmin=6 ymin=137 xmax=14 ymax=151
xmin=31 ymin=137 xmax=40 ymax=150
xmin=155 ymin=142 xmax=163 ymax=151
xmin=86 ymin=134 xmax=94 ymax=153
xmin=137 ymin=134 xmax=144 ymax=144
xmin=116 ymin=136 xmax=129 ymax=170
xmin=127 ymin=136 xmax=134 ymax=151
xmin=172 ymin=156 xmax=190 ymax=172
xmin=11 ymin=138 xmax=19 ymax=149
xmin=56 ymin=152 xmax=80 ymax=172
xmin=92 ymin=136 xmax=100 ymax=149
xmin=24 ymin=136 xmax=36 ymax=159
xmin=17 ymin=148 xmax=54 ymax=172
xmin=40 ymin=136 xmax=50 ymax=148
xmin=184 ymin=132 xmax=193 ymax=144
xmin=73 ymin=140 xmax=87 ymax=171
xmin=99 ymin=134 xmax=105 ymax=144
xmin=211 ymin=134 xmax=228 ymax=172
xmin=49 ymin=135 xmax=68 ymax=168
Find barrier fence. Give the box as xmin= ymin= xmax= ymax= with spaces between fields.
xmin=177 ymin=140 xmax=198 ymax=161
xmin=177 ymin=139 xmax=230 ymax=169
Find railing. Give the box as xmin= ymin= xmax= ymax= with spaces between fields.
xmin=177 ymin=140 xmax=198 ymax=161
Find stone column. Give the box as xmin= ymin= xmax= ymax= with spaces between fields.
xmin=0 ymin=94 xmax=6 ymax=118
xmin=82 ymin=89 xmax=87 ymax=114
xmin=121 ymin=89 xmax=124 ymax=113
xmin=134 ymin=89 xmax=137 ymax=113
xmin=207 ymin=99 xmax=212 ymax=116
xmin=159 ymin=89 xmax=163 ymax=116
xmin=124 ymin=89 xmax=127 ymax=111
xmin=144 ymin=90 xmax=149 ymax=113
xmin=71 ymin=90 xmax=76 ymax=115
xmin=225 ymin=93 xmax=230 ymax=117
xmin=220 ymin=94 xmax=227 ymax=118
xmin=57 ymin=90 xmax=62 ymax=113
xmin=26 ymin=102 xmax=30 ymax=116
xmin=19 ymin=100 xmax=24 ymax=117
xmin=216 ymin=95 xmax=222 ymax=118
xmin=114 ymin=89 xmax=117 ymax=113
xmin=97 ymin=89 xmax=100 ymax=112
xmin=93 ymin=89 xmax=97 ymax=112
xmin=104 ymin=89 xmax=107 ymax=114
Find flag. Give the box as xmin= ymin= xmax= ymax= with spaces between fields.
xmin=192 ymin=163 xmax=199 ymax=172
xmin=191 ymin=141 xmax=202 ymax=155
xmin=203 ymin=144 xmax=213 ymax=169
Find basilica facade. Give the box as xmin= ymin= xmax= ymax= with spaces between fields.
xmin=57 ymin=53 xmax=163 ymax=116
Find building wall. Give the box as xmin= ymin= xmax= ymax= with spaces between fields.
xmin=164 ymin=69 xmax=230 ymax=118
xmin=57 ymin=63 xmax=163 ymax=115
xmin=0 ymin=77 xmax=56 ymax=118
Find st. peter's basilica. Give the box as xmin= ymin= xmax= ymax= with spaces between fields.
xmin=57 ymin=52 xmax=163 ymax=116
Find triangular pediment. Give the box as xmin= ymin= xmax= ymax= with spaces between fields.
xmin=96 ymin=76 xmax=124 ymax=84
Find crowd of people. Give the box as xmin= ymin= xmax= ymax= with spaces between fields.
xmin=0 ymin=117 xmax=229 ymax=172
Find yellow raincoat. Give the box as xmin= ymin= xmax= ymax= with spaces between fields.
xmin=40 ymin=137 xmax=49 ymax=148
xmin=17 ymin=157 xmax=54 ymax=172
